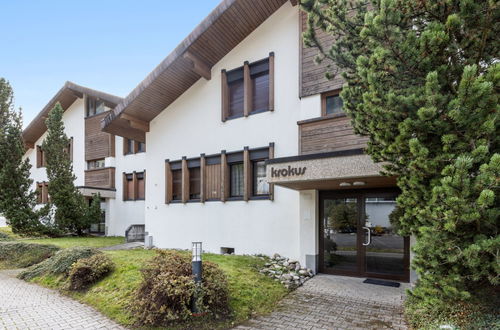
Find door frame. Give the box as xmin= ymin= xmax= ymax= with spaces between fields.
xmin=318 ymin=188 xmax=410 ymax=282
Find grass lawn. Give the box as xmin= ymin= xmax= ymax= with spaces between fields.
xmin=22 ymin=236 xmax=125 ymax=249
xmin=0 ymin=226 xmax=23 ymax=239
xmin=31 ymin=249 xmax=288 ymax=329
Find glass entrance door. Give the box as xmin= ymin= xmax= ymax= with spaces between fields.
xmin=319 ymin=190 xmax=409 ymax=281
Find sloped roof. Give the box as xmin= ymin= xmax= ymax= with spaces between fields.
xmin=23 ymin=81 xmax=122 ymax=147
xmin=101 ymin=0 xmax=290 ymax=141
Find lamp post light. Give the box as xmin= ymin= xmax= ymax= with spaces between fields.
xmin=191 ymin=242 xmax=203 ymax=314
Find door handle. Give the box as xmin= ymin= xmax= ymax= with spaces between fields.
xmin=362 ymin=227 xmax=371 ymax=246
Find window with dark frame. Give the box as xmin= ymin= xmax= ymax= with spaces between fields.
xmin=171 ymin=169 xmax=182 ymax=201
xmin=227 ymin=68 xmax=244 ymax=118
xmin=125 ymin=174 xmax=134 ymax=201
xmin=250 ymin=59 xmax=270 ymax=113
xmin=137 ymin=172 xmax=145 ymax=200
xmin=124 ymin=138 xmax=146 ymax=155
xmin=252 ymin=160 xmax=269 ymax=196
xmin=322 ymin=90 xmax=344 ymax=116
xmin=36 ymin=182 xmax=49 ymax=204
xmin=86 ymin=97 xmax=106 ymax=117
xmin=87 ymin=159 xmax=105 ymax=170
xmin=189 ymin=167 xmax=201 ymax=200
xmin=222 ymin=53 xmax=274 ymax=121
xmin=165 ymin=144 xmax=273 ymax=204
xmin=230 ymin=162 xmax=244 ymax=198
xmin=36 ymin=145 xmax=46 ymax=168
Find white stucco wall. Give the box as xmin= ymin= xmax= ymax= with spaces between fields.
xmin=106 ymin=136 xmax=146 ymax=236
xmin=144 ymin=3 xmax=309 ymax=259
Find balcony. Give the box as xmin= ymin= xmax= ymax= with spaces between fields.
xmin=84 ymin=167 xmax=115 ymax=189
xmin=298 ymin=114 xmax=368 ymax=155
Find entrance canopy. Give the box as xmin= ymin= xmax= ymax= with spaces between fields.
xmin=266 ymin=149 xmax=396 ymax=190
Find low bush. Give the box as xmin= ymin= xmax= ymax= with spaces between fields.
xmin=19 ymin=246 xmax=99 ymax=280
xmin=0 ymin=232 xmax=13 ymax=241
xmin=0 ymin=241 xmax=59 ymax=268
xmin=67 ymin=253 xmax=114 ymax=290
xmin=133 ymin=250 xmax=230 ymax=327
xmin=405 ymin=285 xmax=500 ymax=329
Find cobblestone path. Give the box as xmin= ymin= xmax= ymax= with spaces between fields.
xmin=235 ymin=274 xmax=409 ymax=330
xmin=0 ymin=269 xmax=125 ymax=330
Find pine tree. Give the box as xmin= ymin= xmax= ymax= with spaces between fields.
xmin=0 ymin=78 xmax=42 ymax=234
xmin=85 ymin=193 xmax=103 ymax=230
xmin=301 ymin=0 xmax=499 ymax=315
xmin=42 ymin=103 xmax=88 ymax=235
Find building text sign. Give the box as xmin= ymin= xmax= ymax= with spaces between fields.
xmin=270 ymin=166 xmax=307 ymax=178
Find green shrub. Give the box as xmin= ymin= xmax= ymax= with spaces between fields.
xmin=405 ymin=285 xmax=500 ymax=329
xmin=133 ymin=250 xmax=230 ymax=326
xmin=67 ymin=253 xmax=114 ymax=290
xmin=0 ymin=241 xmax=59 ymax=268
xmin=19 ymin=246 xmax=99 ymax=280
xmin=0 ymin=232 xmax=13 ymax=241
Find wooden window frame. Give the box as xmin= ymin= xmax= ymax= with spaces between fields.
xmin=221 ymin=52 xmax=275 ymax=122
xmin=165 ymin=144 xmax=274 ymax=204
xmin=321 ymin=89 xmax=344 ymax=117
xmin=36 ymin=182 xmax=49 ymax=204
xmin=123 ymin=138 xmax=146 ymax=155
xmin=123 ymin=172 xmax=145 ymax=201
xmin=36 ymin=145 xmax=45 ymax=168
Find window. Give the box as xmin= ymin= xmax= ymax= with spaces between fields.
xmin=87 ymin=159 xmax=105 ymax=170
xmin=36 ymin=146 xmax=46 ymax=168
xmin=36 ymin=182 xmax=49 ymax=204
xmin=253 ymin=160 xmax=269 ymax=196
xmin=250 ymin=59 xmax=270 ymax=113
xmin=123 ymin=172 xmax=145 ymax=201
xmin=123 ymin=138 xmax=146 ymax=155
xmin=189 ymin=167 xmax=201 ymax=200
xmin=86 ymin=97 xmax=106 ymax=117
xmin=165 ymin=144 xmax=274 ymax=204
xmin=137 ymin=141 xmax=146 ymax=153
xmin=230 ymin=163 xmax=244 ymax=198
xmin=172 ymin=169 xmax=182 ymax=201
xmin=137 ymin=172 xmax=145 ymax=200
xmin=222 ymin=53 xmax=274 ymax=121
xmin=227 ymin=68 xmax=244 ymax=118
xmin=322 ymin=90 xmax=344 ymax=116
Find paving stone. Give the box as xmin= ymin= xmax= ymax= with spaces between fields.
xmin=0 ymin=270 xmax=126 ymax=330
xmin=234 ymin=274 xmax=409 ymax=330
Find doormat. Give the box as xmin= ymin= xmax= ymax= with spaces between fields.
xmin=363 ymin=278 xmax=400 ymax=287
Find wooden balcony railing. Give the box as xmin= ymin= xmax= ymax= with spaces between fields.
xmin=298 ymin=114 xmax=368 ymax=155
xmin=84 ymin=167 xmax=115 ymax=189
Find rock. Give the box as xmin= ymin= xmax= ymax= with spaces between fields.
xmin=295 ymin=263 xmax=301 ymax=271
xmin=288 ymin=259 xmax=298 ymax=264
xmin=282 ymin=274 xmax=292 ymax=281
xmin=298 ymin=269 xmax=308 ymax=275
xmin=274 ymin=264 xmax=281 ymax=269
xmin=293 ymin=275 xmax=300 ymax=280
xmin=273 ymin=253 xmax=281 ymax=259
xmin=283 ymin=261 xmax=289 ymax=267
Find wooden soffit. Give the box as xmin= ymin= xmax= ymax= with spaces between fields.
xmin=102 ymin=0 xmax=288 ymax=140
xmin=23 ymin=81 xmax=122 ymax=147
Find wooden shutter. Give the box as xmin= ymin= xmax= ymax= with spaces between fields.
xmin=127 ymin=175 xmax=135 ymax=200
xmin=269 ymin=52 xmax=275 ymax=111
xmin=205 ymin=164 xmax=221 ymax=200
xmin=244 ymin=62 xmax=252 ymax=117
xmin=221 ymin=151 xmax=229 ymax=202
xmin=181 ymin=157 xmax=189 ymax=203
xmin=165 ymin=161 xmax=173 ymax=204
xmin=243 ymin=147 xmax=251 ymax=201
xmin=221 ymin=70 xmax=229 ymax=122
xmin=200 ymin=155 xmax=206 ymax=202
xmin=269 ymin=142 xmax=275 ymax=201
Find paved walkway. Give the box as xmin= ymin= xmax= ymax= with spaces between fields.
xmin=236 ymin=274 xmax=409 ymax=330
xmin=99 ymin=241 xmax=143 ymax=251
xmin=0 ymin=269 xmax=125 ymax=330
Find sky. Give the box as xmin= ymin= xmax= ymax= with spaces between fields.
xmin=0 ymin=0 xmax=220 ymax=127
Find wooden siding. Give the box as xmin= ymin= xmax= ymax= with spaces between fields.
xmin=300 ymin=10 xmax=344 ymax=97
xmin=299 ymin=115 xmax=368 ymax=155
xmin=84 ymin=167 xmax=115 ymax=189
xmin=85 ymin=112 xmax=114 ymax=161
xmin=205 ymin=164 xmax=221 ymax=200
